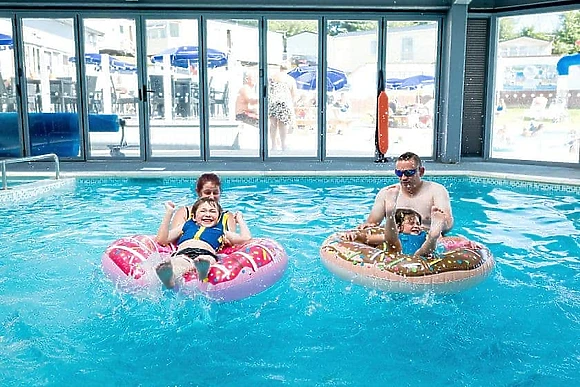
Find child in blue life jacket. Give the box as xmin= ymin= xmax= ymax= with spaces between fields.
xmin=155 ymin=197 xmax=251 ymax=288
xmin=382 ymin=186 xmax=445 ymax=256
xmin=341 ymin=186 xmax=444 ymax=257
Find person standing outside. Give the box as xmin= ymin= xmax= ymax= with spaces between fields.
xmin=235 ymin=72 xmax=259 ymax=127
xmin=359 ymin=151 xmax=454 ymax=235
xmin=268 ymin=62 xmax=297 ymax=151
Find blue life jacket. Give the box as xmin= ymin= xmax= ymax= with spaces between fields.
xmin=177 ymin=212 xmax=229 ymax=250
xmin=399 ymin=231 xmax=427 ymax=255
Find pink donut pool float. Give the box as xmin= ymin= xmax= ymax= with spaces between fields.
xmin=102 ymin=235 xmax=288 ymax=302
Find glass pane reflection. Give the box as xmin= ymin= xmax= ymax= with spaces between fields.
xmin=84 ymin=18 xmax=139 ymax=158
xmin=23 ymin=18 xmax=81 ymax=158
xmin=0 ymin=19 xmax=20 ymax=157
xmin=146 ymin=19 xmax=201 ymax=158
xmin=385 ymin=21 xmax=438 ymax=159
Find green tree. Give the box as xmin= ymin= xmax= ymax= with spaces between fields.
xmin=520 ymin=26 xmax=551 ymax=41
xmin=268 ymin=20 xmax=317 ymax=37
xmin=553 ymin=10 xmax=580 ymax=55
xmin=327 ymin=21 xmax=377 ymax=36
xmin=499 ymin=18 xmax=518 ymax=42
xmin=388 ymin=21 xmax=432 ymax=29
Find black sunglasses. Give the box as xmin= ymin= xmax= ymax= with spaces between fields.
xmin=394 ymin=169 xmax=418 ymax=178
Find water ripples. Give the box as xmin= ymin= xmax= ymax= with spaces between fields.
xmin=0 ymin=178 xmax=578 ymax=385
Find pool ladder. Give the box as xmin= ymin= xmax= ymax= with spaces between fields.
xmin=1 ymin=153 xmax=60 ymax=190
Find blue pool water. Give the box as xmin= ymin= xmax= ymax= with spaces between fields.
xmin=0 ymin=176 xmax=579 ymax=386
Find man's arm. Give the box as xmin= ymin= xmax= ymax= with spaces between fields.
xmin=433 ymin=185 xmax=454 ymax=234
xmin=357 ymin=187 xmax=389 ymax=229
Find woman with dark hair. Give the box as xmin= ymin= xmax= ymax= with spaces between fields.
xmin=171 ymin=173 xmax=238 ymax=237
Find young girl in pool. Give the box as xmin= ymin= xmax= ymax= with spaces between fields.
xmin=341 ymin=186 xmax=445 ymax=257
xmin=155 ymin=197 xmax=251 ymax=288
xmin=382 ymin=186 xmax=445 ymax=256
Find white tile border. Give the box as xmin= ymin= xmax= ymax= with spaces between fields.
xmin=0 ymin=178 xmax=76 ymax=205
xmin=3 ymin=169 xmax=579 ymax=188
xmin=55 ymin=169 xmax=578 ymax=186
xmin=0 ymin=172 xmax=577 ymax=207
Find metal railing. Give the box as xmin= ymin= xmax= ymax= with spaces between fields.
xmin=1 ymin=153 xmax=60 ymax=190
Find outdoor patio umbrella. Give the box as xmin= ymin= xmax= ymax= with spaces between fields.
xmin=69 ymin=53 xmax=136 ymax=73
xmin=385 ymin=77 xmax=404 ymax=90
xmin=0 ymin=32 xmax=13 ymax=50
xmin=400 ymin=74 xmax=434 ymax=89
xmin=287 ymin=66 xmax=348 ymax=91
xmin=150 ymin=46 xmax=228 ymax=69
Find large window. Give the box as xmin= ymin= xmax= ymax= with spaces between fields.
xmin=22 ymin=17 xmax=81 ymax=158
xmin=385 ymin=21 xmax=438 ymax=158
xmin=325 ymin=19 xmax=378 ymax=158
xmin=0 ymin=13 xmax=452 ymax=162
xmin=84 ymin=18 xmax=139 ymax=158
xmin=267 ymin=19 xmax=318 ymax=157
xmin=492 ymin=10 xmax=580 ymax=163
xmin=207 ymin=18 xmax=260 ymax=158
xmin=145 ymin=18 xmax=200 ymax=158
xmin=0 ymin=18 xmax=19 ymax=157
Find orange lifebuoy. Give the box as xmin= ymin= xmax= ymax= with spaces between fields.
xmin=377 ymin=91 xmax=389 ymax=155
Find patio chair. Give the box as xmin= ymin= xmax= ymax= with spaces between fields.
xmin=0 ymin=73 xmax=16 ymax=112
xmin=210 ymin=81 xmax=229 ymax=117
xmin=174 ymin=78 xmax=191 ymax=118
xmin=148 ymin=75 xmax=167 ymax=117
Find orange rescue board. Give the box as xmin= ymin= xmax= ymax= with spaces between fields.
xmin=377 ymin=91 xmax=389 ymax=155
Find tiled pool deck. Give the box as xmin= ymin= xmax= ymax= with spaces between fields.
xmin=1 ymin=159 xmax=578 ymax=204
xmin=3 ymin=159 xmax=579 ymax=185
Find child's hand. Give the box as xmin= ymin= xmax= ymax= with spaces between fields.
xmin=234 ymin=211 xmax=244 ymax=222
xmin=164 ymin=201 xmax=176 ymax=213
xmin=356 ymin=222 xmax=376 ymax=230
xmin=340 ymin=231 xmax=362 ymax=242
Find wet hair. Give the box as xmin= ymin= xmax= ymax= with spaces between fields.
xmin=195 ymin=173 xmax=222 ymax=196
xmin=191 ymin=197 xmax=222 ymax=219
xmin=395 ymin=208 xmax=422 ymax=228
xmin=397 ymin=152 xmax=422 ymax=168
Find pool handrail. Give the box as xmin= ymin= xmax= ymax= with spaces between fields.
xmin=1 ymin=153 xmax=60 ymax=190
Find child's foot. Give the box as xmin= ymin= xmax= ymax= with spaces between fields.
xmin=156 ymin=260 xmax=176 ymax=289
xmin=429 ymin=206 xmax=446 ymax=237
xmin=193 ymin=256 xmax=212 ymax=281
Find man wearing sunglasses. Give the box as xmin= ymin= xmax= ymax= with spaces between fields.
xmin=359 ymin=151 xmax=454 ymax=235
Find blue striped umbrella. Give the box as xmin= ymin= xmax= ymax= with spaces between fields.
xmin=150 ymin=46 xmax=228 ymax=69
xmin=69 ymin=53 xmax=136 ymax=73
xmin=287 ymin=66 xmax=348 ymax=91
xmin=0 ymin=32 xmax=13 ymax=50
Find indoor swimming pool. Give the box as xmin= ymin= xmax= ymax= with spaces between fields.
xmin=0 ymin=176 xmax=578 ymax=385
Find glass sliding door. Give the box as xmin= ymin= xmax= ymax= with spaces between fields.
xmin=83 ymin=18 xmax=139 ymax=158
xmin=268 ymin=19 xmax=318 ymax=157
xmin=206 ymin=18 xmax=260 ymax=158
xmin=385 ymin=21 xmax=439 ymax=158
xmin=146 ymin=18 xmax=201 ymax=158
xmin=0 ymin=18 xmax=20 ymax=157
xmin=326 ymin=19 xmax=378 ymax=158
xmin=22 ymin=17 xmax=81 ymax=158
